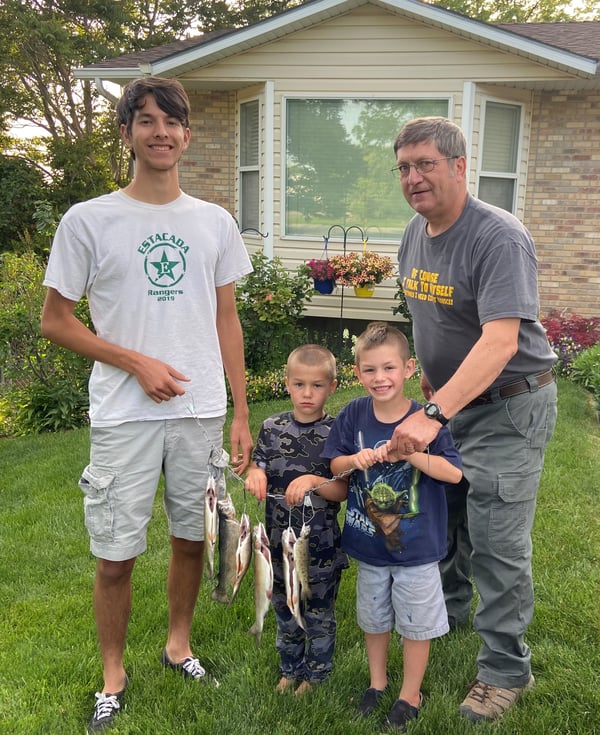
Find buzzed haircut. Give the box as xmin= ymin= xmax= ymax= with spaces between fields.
xmin=286 ymin=344 xmax=337 ymax=382
xmin=116 ymin=76 xmax=191 ymax=133
xmin=393 ymin=116 xmax=466 ymax=159
xmin=354 ymin=322 xmax=411 ymax=365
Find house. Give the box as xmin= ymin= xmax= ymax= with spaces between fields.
xmin=76 ymin=0 xmax=600 ymax=323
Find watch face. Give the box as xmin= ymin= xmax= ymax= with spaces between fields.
xmin=425 ymin=402 xmax=440 ymax=418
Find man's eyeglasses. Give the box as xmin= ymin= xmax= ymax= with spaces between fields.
xmin=391 ymin=156 xmax=459 ymax=178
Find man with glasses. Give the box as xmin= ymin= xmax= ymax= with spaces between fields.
xmin=387 ymin=116 xmax=557 ymax=722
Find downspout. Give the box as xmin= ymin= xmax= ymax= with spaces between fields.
xmin=461 ymin=81 xmax=476 ymax=190
xmin=94 ymin=78 xmax=120 ymax=105
xmin=263 ymin=80 xmax=275 ymax=258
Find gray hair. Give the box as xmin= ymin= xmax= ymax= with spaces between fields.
xmin=393 ymin=116 xmax=466 ymax=158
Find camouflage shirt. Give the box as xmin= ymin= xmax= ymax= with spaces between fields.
xmin=252 ymin=411 xmax=348 ymax=581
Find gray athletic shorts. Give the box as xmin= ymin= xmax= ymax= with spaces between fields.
xmin=79 ymin=416 xmax=225 ymax=561
xmin=356 ymin=560 xmax=449 ymax=640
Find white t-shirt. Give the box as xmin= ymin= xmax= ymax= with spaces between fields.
xmin=44 ymin=190 xmax=253 ymax=426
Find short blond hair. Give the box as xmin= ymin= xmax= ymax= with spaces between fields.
xmin=286 ymin=344 xmax=337 ymax=382
xmin=354 ymin=322 xmax=410 ymax=365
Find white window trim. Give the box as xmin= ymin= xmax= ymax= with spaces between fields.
xmin=476 ymin=97 xmax=525 ymax=215
xmin=238 ymin=96 xmax=261 ymax=237
xmin=280 ymin=94 xmax=454 ymax=243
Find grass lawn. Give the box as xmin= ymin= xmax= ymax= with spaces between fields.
xmin=1 ymin=377 xmax=599 ymax=734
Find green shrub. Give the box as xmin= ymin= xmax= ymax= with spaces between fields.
xmin=11 ymin=378 xmax=89 ymax=435
xmin=542 ymin=310 xmax=600 ymax=377
xmin=0 ymin=156 xmax=45 ymax=252
xmin=236 ymin=252 xmax=314 ymax=374
xmin=570 ymin=343 xmax=600 ymax=410
xmin=0 ymin=250 xmax=91 ymax=435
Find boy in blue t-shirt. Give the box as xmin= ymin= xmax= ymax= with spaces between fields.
xmin=324 ymin=322 xmax=462 ymax=732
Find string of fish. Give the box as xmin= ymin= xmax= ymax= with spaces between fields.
xmin=185 ymin=402 xmax=276 ymax=646
xmin=186 ymin=400 xmax=353 ymax=639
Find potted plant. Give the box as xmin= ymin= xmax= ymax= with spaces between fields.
xmin=303 ymin=258 xmax=337 ymax=294
xmin=328 ymin=251 xmax=395 ymax=297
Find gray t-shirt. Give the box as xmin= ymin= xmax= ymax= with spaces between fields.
xmin=397 ymin=194 xmax=556 ymax=391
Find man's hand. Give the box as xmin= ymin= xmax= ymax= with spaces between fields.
xmin=229 ymin=416 xmax=253 ymax=474
xmin=388 ymin=410 xmax=441 ymax=455
xmin=132 ymin=355 xmax=190 ymax=402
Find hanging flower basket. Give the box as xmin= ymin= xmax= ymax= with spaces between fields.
xmin=354 ymin=283 xmax=375 ymax=298
xmin=328 ymin=251 xmax=394 ymax=290
xmin=314 ymin=278 xmax=335 ymax=294
xmin=303 ymin=258 xmax=337 ymax=294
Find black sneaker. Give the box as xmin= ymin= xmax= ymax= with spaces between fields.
xmin=384 ymin=693 xmax=423 ymax=732
xmin=354 ymin=687 xmax=386 ymax=718
xmin=87 ymin=677 xmax=128 ymax=733
xmin=161 ymin=648 xmax=219 ymax=686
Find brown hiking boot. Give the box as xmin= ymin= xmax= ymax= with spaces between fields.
xmin=459 ymin=676 xmax=535 ymax=721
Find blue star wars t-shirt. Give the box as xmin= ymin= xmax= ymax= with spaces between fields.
xmin=323 ymin=397 xmax=462 ymax=567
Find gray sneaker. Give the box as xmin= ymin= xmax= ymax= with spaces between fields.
xmin=460 ymin=676 xmax=535 ymax=721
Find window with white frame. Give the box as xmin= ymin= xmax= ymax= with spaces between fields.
xmin=478 ymin=101 xmax=521 ymax=213
xmin=285 ymin=98 xmax=449 ymax=239
xmin=239 ymin=99 xmax=260 ymax=232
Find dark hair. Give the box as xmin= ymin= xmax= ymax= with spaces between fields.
xmin=116 ymin=77 xmax=190 ymax=132
xmin=354 ymin=321 xmax=411 ymax=365
xmin=393 ymin=116 xmax=466 ymax=159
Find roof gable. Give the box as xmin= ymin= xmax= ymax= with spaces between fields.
xmin=76 ymin=0 xmax=599 ymax=81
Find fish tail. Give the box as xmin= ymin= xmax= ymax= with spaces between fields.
xmin=247 ymin=622 xmax=263 ymax=646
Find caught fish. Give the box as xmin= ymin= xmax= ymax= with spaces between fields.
xmin=204 ymin=474 xmax=218 ymax=580
xmin=294 ymin=523 xmax=312 ymax=602
xmin=230 ymin=513 xmax=253 ymax=604
xmin=282 ymin=527 xmax=305 ymax=630
xmin=211 ymin=494 xmax=240 ymax=604
xmin=248 ymin=522 xmax=273 ymax=645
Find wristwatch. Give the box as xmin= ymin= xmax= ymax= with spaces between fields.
xmin=423 ymin=401 xmax=450 ymax=426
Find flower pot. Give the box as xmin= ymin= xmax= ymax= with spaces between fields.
xmin=354 ymin=283 xmax=375 ymax=298
xmin=314 ymin=278 xmax=335 ymax=294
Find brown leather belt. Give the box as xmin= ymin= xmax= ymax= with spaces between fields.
xmin=463 ymin=369 xmax=555 ymax=410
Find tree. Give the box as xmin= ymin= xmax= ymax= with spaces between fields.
xmin=195 ymin=1 xmax=303 ymax=31
xmin=427 ymin=0 xmax=599 ymax=22
xmin=0 ymin=155 xmax=44 ymax=252
xmin=0 ymin=0 xmax=229 ymax=208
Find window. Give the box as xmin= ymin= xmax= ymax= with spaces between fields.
xmin=285 ymin=98 xmax=449 ymax=239
xmin=239 ymin=100 xmax=260 ymax=231
xmin=478 ymin=101 xmax=521 ymax=213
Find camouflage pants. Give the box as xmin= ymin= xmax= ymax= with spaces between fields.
xmin=274 ymin=566 xmax=343 ymax=684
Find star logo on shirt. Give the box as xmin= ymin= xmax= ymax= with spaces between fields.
xmin=144 ymin=242 xmax=186 ymax=288
xmin=150 ymin=249 xmax=180 ymax=281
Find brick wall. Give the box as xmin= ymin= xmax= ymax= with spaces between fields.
xmin=179 ymin=90 xmax=237 ymax=217
xmin=526 ymin=90 xmax=600 ymax=318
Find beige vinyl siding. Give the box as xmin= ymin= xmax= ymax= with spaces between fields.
xmin=181 ymin=7 xmax=575 ymax=88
